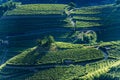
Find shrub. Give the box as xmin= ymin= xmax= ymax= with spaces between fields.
xmin=73 ymin=31 xmax=97 ymax=44
xmin=36 ymin=35 xmax=55 ymax=47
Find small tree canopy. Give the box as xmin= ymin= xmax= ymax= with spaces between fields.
xmin=73 ymin=31 xmax=97 ymax=44
xmin=48 ymin=35 xmax=55 ymax=43
xmin=37 ymin=35 xmax=55 ymax=47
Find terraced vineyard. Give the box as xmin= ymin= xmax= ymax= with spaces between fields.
xmin=101 ymin=64 xmax=120 ymax=80
xmin=6 ymin=47 xmax=103 ymax=65
xmin=5 ymin=4 xmax=66 ymax=15
xmin=0 ymin=2 xmax=120 ymax=80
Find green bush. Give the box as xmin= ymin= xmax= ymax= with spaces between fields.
xmin=72 ymin=31 xmax=97 ymax=44
xmin=36 ymin=35 xmax=55 ymax=47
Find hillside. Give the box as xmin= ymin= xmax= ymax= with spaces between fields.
xmin=0 ymin=3 xmax=120 ymax=80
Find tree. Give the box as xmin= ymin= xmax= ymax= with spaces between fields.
xmin=48 ymin=35 xmax=55 ymax=44
xmin=37 ymin=35 xmax=55 ymax=47
xmin=73 ymin=31 xmax=97 ymax=44
xmin=36 ymin=39 xmax=42 ymax=47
